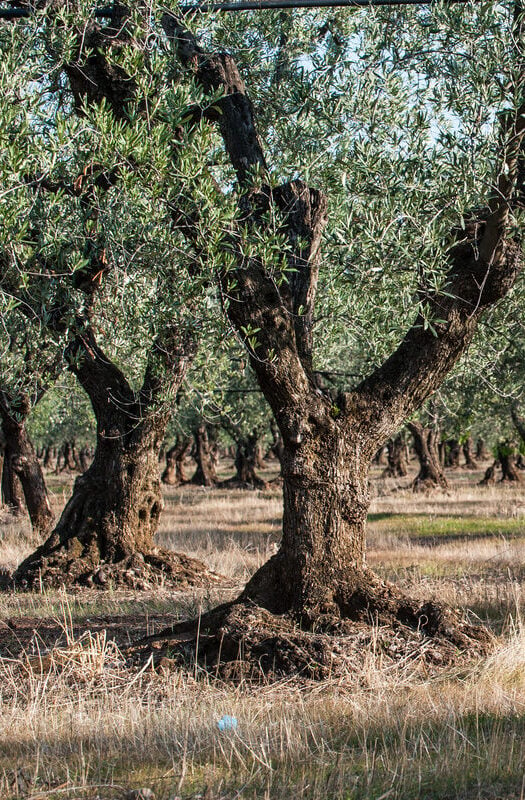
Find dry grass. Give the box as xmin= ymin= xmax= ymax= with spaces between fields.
xmin=0 ymin=463 xmax=524 ymax=799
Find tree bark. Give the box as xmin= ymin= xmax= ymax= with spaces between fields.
xmin=190 ymin=424 xmax=218 ymax=487
xmin=161 ymin=435 xmax=192 ymax=485
xmin=497 ymin=441 xmax=522 ymax=483
xmin=1 ymin=450 xmax=24 ymax=517
xmin=479 ymin=461 xmax=497 ymax=486
xmin=381 ymin=434 xmax=408 ymax=477
xmin=408 ymin=422 xmax=448 ymax=491
xmin=14 ymin=325 xmax=215 ymax=589
xmin=476 ymin=438 xmax=490 ymax=460
xmin=223 ymin=430 xmax=266 ymax=489
xmin=0 ymin=399 xmax=54 ymax=533
xmin=446 ymin=438 xmax=461 ymax=468
xmin=462 ymin=437 xmax=478 ymax=469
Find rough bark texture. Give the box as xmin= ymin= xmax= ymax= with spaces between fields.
xmin=462 ymin=437 xmax=478 ymax=470
xmin=190 ymin=424 xmax=218 ymax=487
xmin=222 ymin=430 xmax=266 ymax=489
xmin=382 ymin=434 xmax=408 ymax=478
xmin=446 ymin=438 xmax=461 ymax=468
xmin=479 ymin=461 xmax=497 ymax=486
xmin=161 ymin=435 xmax=192 ymax=486
xmin=13 ymin=326 xmax=219 ymax=590
xmin=1 ymin=450 xmax=24 ymax=517
xmin=409 ymin=422 xmax=448 ymax=491
xmin=0 ymin=399 xmax=54 ymax=533
xmin=497 ymin=441 xmax=522 ymax=483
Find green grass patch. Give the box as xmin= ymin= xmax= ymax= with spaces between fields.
xmin=368 ymin=513 xmax=525 ymax=540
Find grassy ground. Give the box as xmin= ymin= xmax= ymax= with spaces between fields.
xmin=0 ymin=460 xmax=524 ymax=799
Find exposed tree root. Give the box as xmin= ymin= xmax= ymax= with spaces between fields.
xmin=131 ymin=577 xmax=493 ymax=681
xmin=12 ymin=547 xmax=225 ymax=591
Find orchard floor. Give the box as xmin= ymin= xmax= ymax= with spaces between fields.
xmin=0 ymin=460 xmax=524 ymax=799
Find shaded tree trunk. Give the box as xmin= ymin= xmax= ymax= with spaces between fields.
xmin=479 ymin=460 xmax=497 ymax=486
xmin=497 ymin=441 xmax=521 ymax=483
xmin=269 ymin=418 xmax=284 ymax=465
xmin=223 ymin=430 xmax=266 ymax=489
xmin=408 ymin=422 xmax=448 ymax=491
xmin=381 ymin=434 xmax=408 ymax=477
xmin=78 ymin=447 xmax=91 ymax=473
xmin=1 ymin=450 xmax=24 ymax=517
xmin=161 ymin=435 xmax=192 ymax=486
xmin=0 ymin=399 xmax=54 ymax=533
xmin=462 ymin=437 xmax=478 ymax=469
xmin=190 ymin=424 xmax=218 ymax=487
xmin=476 ymin=438 xmax=490 ymax=460
xmin=445 ymin=438 xmax=461 ymax=468
xmin=43 ymin=446 xmax=57 ymax=471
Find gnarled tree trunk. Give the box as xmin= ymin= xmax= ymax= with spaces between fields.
xmin=497 ymin=441 xmax=521 ymax=483
xmin=161 ymin=435 xmax=192 ymax=486
xmin=462 ymin=437 xmax=478 ymax=469
xmin=445 ymin=438 xmax=461 ymax=468
xmin=382 ymin=433 xmax=408 ymax=477
xmin=408 ymin=422 xmax=448 ymax=491
xmin=0 ymin=399 xmax=54 ymax=533
xmin=223 ymin=430 xmax=266 ymax=489
xmin=476 ymin=438 xmax=490 ymax=460
xmin=14 ymin=327 xmax=217 ymax=590
xmin=190 ymin=424 xmax=218 ymax=487
xmin=479 ymin=461 xmax=497 ymax=486
xmin=1 ymin=451 xmax=24 ymax=517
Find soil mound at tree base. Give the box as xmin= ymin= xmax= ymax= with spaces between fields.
xmin=132 ymin=596 xmax=493 ymax=682
xmin=12 ymin=548 xmax=225 ymax=592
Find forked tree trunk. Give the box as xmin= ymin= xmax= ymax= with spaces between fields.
xmin=408 ymin=422 xmax=448 ymax=491
xmin=191 ymin=424 xmax=218 ymax=487
xmin=462 ymin=437 xmax=478 ymax=469
xmin=14 ymin=328 xmax=215 ymax=590
xmin=161 ymin=435 xmax=192 ymax=485
xmin=382 ymin=433 xmax=408 ymax=477
xmin=139 ymin=12 xmax=522 ymax=673
xmin=0 ymin=404 xmax=54 ymax=533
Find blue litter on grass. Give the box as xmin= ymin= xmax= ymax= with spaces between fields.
xmin=217 ymin=715 xmax=238 ymax=731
